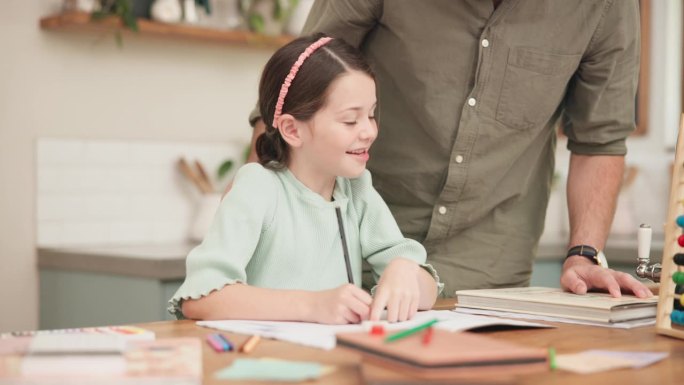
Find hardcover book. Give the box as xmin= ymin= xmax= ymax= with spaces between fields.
xmin=455 ymin=287 xmax=658 ymax=323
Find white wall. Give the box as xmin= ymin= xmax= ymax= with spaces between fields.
xmin=0 ymin=0 xmax=271 ymax=332
xmin=550 ymin=0 xmax=682 ymax=239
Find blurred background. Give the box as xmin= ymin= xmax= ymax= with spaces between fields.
xmin=0 ymin=0 xmax=679 ymax=332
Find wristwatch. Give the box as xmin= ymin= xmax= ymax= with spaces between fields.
xmin=566 ymin=245 xmax=609 ymax=268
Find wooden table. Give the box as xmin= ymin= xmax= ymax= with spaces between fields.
xmin=138 ymin=299 xmax=684 ymax=385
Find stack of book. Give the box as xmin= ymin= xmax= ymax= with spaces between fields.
xmin=455 ymin=287 xmax=658 ymax=327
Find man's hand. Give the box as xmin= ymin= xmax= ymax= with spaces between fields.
xmin=561 ymin=256 xmax=652 ymax=298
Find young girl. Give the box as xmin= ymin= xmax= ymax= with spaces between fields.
xmin=169 ymin=33 xmax=442 ymax=324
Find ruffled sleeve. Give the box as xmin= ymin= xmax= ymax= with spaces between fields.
xmin=168 ymin=163 xmax=277 ymax=319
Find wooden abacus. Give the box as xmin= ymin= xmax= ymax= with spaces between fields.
xmin=656 ymin=114 xmax=684 ymax=339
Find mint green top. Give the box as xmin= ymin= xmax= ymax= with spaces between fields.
xmin=169 ymin=163 xmax=442 ymax=318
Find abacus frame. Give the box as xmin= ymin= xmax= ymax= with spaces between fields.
xmin=656 ymin=114 xmax=684 ymax=339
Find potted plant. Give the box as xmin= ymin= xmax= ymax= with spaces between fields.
xmin=240 ymin=0 xmax=298 ymax=35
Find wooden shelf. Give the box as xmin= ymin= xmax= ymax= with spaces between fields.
xmin=39 ymin=12 xmax=294 ymax=49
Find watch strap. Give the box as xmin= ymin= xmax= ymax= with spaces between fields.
xmin=566 ymin=245 xmax=599 ymax=265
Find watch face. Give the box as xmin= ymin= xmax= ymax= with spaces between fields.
xmin=597 ymin=251 xmax=608 ymax=268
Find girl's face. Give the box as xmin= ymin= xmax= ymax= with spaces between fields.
xmin=295 ymin=70 xmax=378 ymax=183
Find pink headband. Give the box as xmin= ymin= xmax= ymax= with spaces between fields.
xmin=273 ymin=37 xmax=333 ymax=124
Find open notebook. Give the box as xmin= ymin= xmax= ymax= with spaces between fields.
xmin=197 ymin=309 xmax=551 ymax=350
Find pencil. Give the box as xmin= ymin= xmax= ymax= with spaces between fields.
xmin=239 ymin=335 xmax=261 ymax=353
xmin=385 ymin=318 xmax=439 ymax=343
xmin=548 ymin=347 xmax=557 ymax=370
xmin=206 ymin=334 xmax=228 ymax=352
xmin=215 ymin=333 xmax=234 ymax=351
xmin=335 ymin=206 xmax=354 ymax=284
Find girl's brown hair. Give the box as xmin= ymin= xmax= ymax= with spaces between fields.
xmin=256 ymin=33 xmax=375 ymax=169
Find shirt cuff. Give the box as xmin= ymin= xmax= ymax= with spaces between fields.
xmin=566 ymin=138 xmax=627 ymax=156
xmin=369 ymin=262 xmax=444 ymax=297
xmin=167 ymin=278 xmax=244 ymax=320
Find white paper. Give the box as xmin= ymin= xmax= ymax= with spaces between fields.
xmin=583 ymin=350 xmax=668 ymax=368
xmin=556 ymin=350 xmax=668 ymax=373
xmin=454 ymin=307 xmax=656 ymax=328
xmin=197 ymin=310 xmax=551 ymax=350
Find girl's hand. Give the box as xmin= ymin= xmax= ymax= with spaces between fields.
xmin=370 ymin=258 xmax=421 ymax=322
xmin=308 ymin=284 xmax=372 ymax=324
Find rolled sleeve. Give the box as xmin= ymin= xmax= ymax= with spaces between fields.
xmin=562 ymin=0 xmax=639 ymax=155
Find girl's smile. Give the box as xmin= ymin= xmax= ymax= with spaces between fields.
xmin=346 ymin=148 xmax=370 ymax=162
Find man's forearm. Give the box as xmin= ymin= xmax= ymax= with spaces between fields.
xmin=566 ymin=154 xmax=625 ymax=252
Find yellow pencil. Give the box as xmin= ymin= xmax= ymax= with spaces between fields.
xmin=239 ymin=335 xmax=261 ymax=353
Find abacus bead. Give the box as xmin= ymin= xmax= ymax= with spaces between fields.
xmin=672 ymin=310 xmax=684 ymax=325
xmin=679 ymin=234 xmax=684 ymax=247
xmin=674 ymin=253 xmax=684 ymax=266
xmin=678 ymin=215 xmax=684 ymax=228
xmin=675 ymin=297 xmax=684 ymax=311
xmin=673 ymin=271 xmax=684 ymax=284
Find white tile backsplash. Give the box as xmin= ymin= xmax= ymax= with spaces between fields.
xmin=36 ymin=138 xmax=243 ymax=246
xmin=37 ymin=139 xmax=86 ymax=165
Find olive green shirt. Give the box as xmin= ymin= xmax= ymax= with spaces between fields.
xmin=251 ymin=0 xmax=639 ymax=296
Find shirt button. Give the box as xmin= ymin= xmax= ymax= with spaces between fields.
xmin=481 ymin=39 xmax=490 ymax=48
xmin=438 ymin=206 xmax=447 ymax=215
xmin=455 ymin=155 xmax=464 ymax=163
xmin=467 ymin=98 xmax=477 ymax=106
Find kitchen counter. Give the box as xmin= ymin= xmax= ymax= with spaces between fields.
xmin=37 ymin=243 xmax=197 ymax=280
xmin=37 ymin=235 xmax=664 ymax=329
xmin=38 ymin=231 xmax=665 ymax=279
xmin=37 ymin=243 xmax=198 ymax=329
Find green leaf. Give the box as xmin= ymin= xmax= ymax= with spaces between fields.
xmin=273 ymin=0 xmax=282 ymax=20
xmin=122 ymin=13 xmax=138 ymax=32
xmin=248 ymin=13 xmax=265 ymax=33
xmin=217 ymin=160 xmax=235 ymax=179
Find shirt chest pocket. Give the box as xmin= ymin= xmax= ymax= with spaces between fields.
xmin=495 ymin=47 xmax=581 ymax=130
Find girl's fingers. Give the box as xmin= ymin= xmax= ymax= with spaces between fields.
xmin=408 ymin=296 xmax=419 ymax=320
xmin=386 ymin=294 xmax=401 ymax=323
xmin=397 ymin=294 xmax=412 ymax=322
xmin=346 ymin=296 xmax=371 ymax=321
xmin=350 ymin=285 xmax=373 ymax=305
xmin=370 ymin=289 xmax=389 ymax=321
xmin=342 ymin=307 xmax=361 ymax=324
